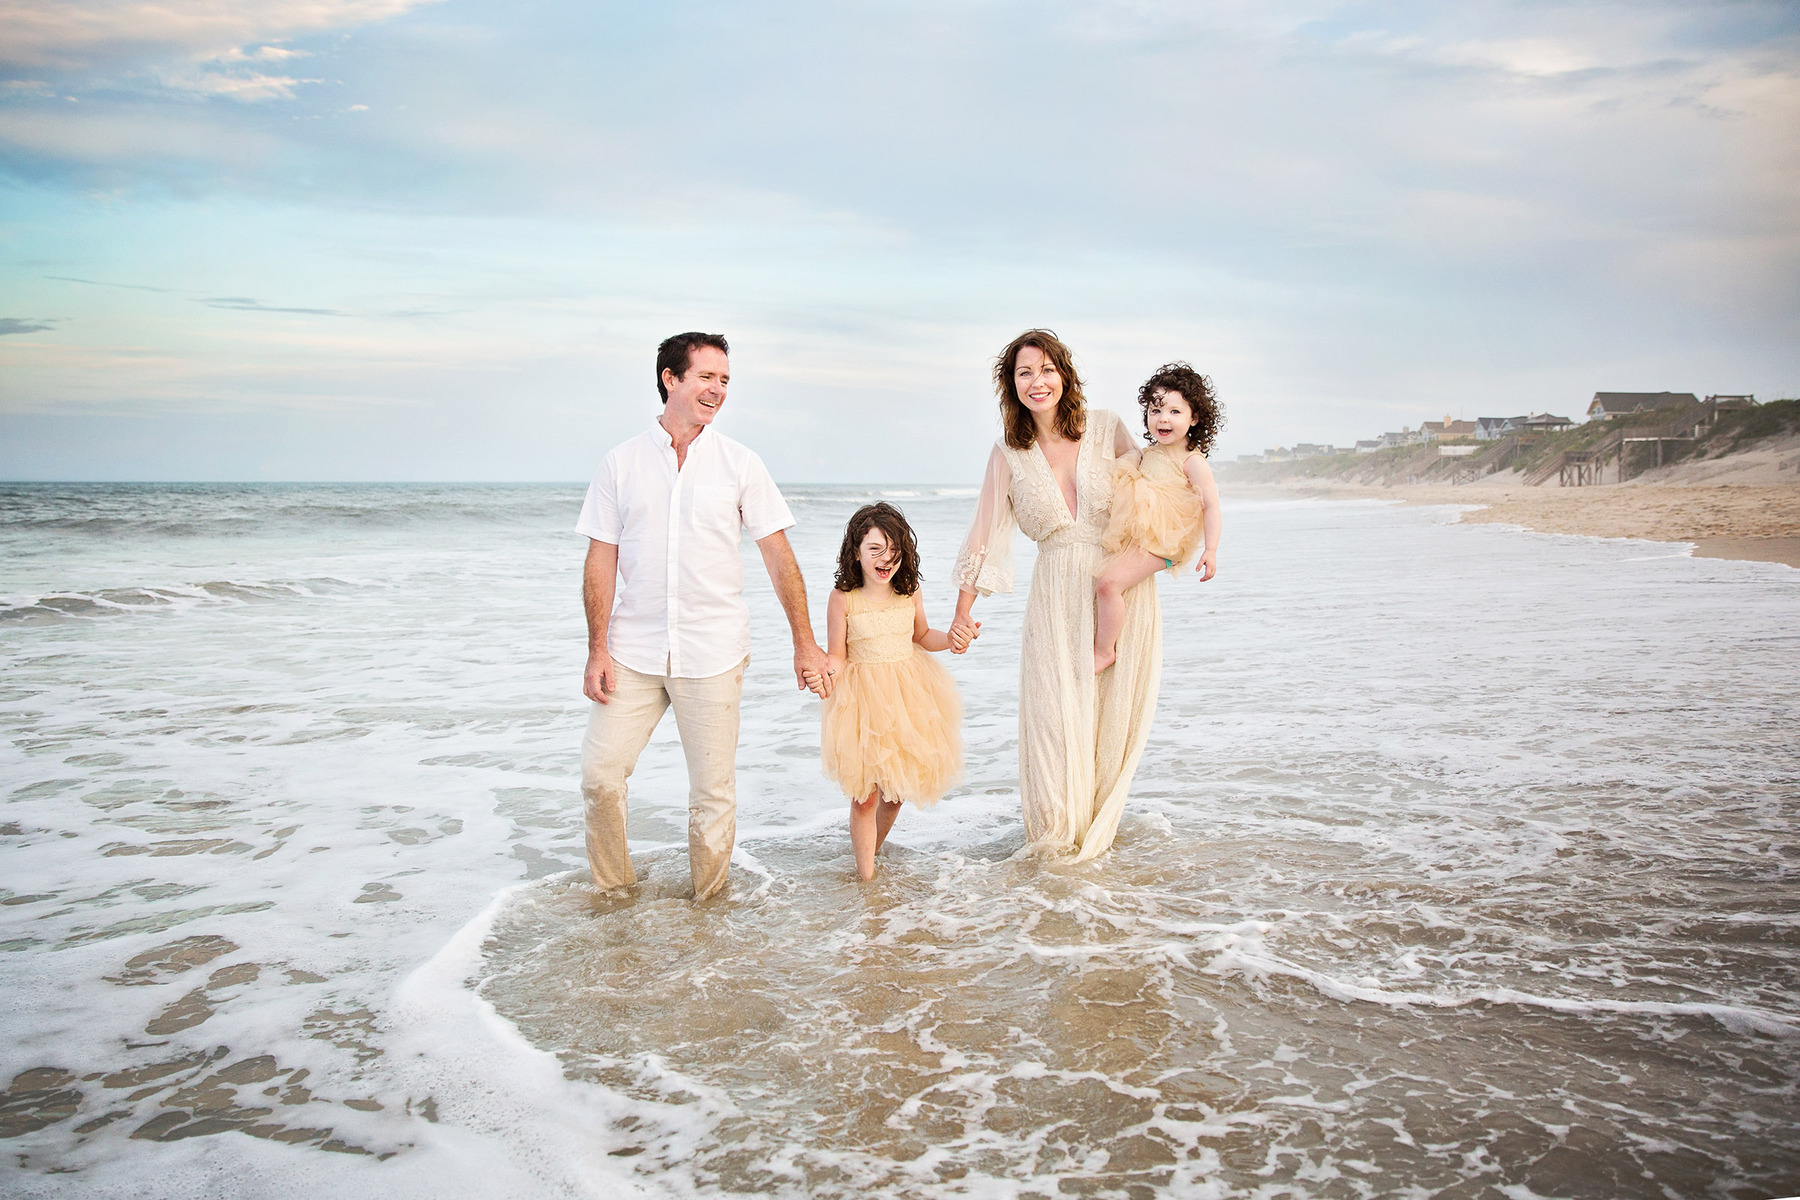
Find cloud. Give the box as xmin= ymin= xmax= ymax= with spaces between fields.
xmin=0 ymin=0 xmax=436 ymax=106
xmin=0 ymin=318 xmax=58 ymax=336
xmin=45 ymin=275 xmax=170 ymax=292
xmin=200 ymin=297 xmax=349 ymax=316
xmin=0 ymin=0 xmax=434 ymax=71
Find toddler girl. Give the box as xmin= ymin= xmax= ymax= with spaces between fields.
xmin=1094 ymin=362 xmax=1224 ymax=672
xmin=806 ymin=502 xmax=962 ymax=880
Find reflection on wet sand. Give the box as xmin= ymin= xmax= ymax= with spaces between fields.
xmin=475 ymin=823 xmax=1800 ymax=1199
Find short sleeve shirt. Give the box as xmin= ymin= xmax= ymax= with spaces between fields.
xmin=576 ymin=422 xmax=795 ymax=678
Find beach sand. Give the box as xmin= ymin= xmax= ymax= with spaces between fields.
xmin=1230 ymin=481 xmax=1800 ymax=567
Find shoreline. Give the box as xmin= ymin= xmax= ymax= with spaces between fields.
xmin=1226 ymin=482 xmax=1800 ymax=568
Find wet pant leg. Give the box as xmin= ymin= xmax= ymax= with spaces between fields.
xmin=666 ymin=656 xmax=748 ymax=901
xmin=579 ymin=660 xmax=670 ymax=891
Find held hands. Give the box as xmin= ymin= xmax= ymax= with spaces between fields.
xmin=795 ymin=640 xmax=834 ymax=699
xmin=948 ymin=615 xmax=982 ymax=654
xmin=583 ymin=648 xmax=617 ymax=704
xmin=1195 ymin=548 xmax=1218 ymax=582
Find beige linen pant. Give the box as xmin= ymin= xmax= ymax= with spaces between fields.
xmin=580 ymin=655 xmax=747 ymax=900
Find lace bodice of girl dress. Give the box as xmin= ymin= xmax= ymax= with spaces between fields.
xmin=844 ymin=588 xmax=916 ymax=664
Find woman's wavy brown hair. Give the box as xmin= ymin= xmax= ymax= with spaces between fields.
xmin=994 ymin=329 xmax=1087 ymax=450
xmin=833 ymin=502 xmax=922 ymax=596
xmin=1136 ymin=362 xmax=1223 ymax=454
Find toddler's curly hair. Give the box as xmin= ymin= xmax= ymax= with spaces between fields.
xmin=1136 ymin=363 xmax=1222 ymax=454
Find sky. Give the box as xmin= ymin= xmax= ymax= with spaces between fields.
xmin=1 ymin=0 xmax=1797 ymax=482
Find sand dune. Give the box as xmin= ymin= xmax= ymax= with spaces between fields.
xmin=1231 ymin=477 xmax=1800 ymax=567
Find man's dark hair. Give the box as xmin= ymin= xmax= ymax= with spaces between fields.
xmin=656 ymin=332 xmax=730 ymax=402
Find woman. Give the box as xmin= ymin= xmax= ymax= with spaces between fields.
xmin=949 ymin=329 xmax=1162 ymax=861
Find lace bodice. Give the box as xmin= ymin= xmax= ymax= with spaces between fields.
xmin=953 ymin=409 xmax=1138 ymax=594
xmin=1138 ymin=442 xmax=1196 ymax=491
xmin=844 ymin=589 xmax=916 ymax=664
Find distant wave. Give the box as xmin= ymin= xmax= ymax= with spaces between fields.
xmin=0 ymin=578 xmax=362 ymax=625
xmin=0 ymin=483 xmax=584 ymax=539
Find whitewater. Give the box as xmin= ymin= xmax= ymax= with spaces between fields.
xmin=0 ymin=482 xmax=1795 ymax=1199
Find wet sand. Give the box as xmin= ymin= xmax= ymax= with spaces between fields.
xmin=1230 ymin=482 xmax=1800 ymax=566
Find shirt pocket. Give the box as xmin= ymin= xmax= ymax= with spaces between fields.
xmin=690 ymin=484 xmax=743 ymax=536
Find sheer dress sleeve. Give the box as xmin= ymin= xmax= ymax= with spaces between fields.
xmin=953 ymin=443 xmax=1016 ymax=596
xmin=1110 ymin=409 xmax=1140 ymax=459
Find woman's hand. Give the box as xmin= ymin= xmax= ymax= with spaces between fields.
xmin=948 ymin=615 xmax=982 ymax=653
xmin=1195 ymin=548 xmax=1217 ymax=582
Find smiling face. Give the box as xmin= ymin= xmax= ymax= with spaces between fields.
xmin=857 ymin=527 xmax=899 ymax=590
xmin=661 ymin=345 xmax=729 ymax=430
xmin=1012 ymin=344 xmax=1064 ymax=417
xmin=1145 ymin=388 xmax=1198 ymax=446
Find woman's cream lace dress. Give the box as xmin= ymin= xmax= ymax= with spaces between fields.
xmin=954 ymin=408 xmax=1163 ymax=861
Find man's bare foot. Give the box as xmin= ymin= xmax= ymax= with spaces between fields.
xmin=1093 ymin=647 xmax=1116 ymax=674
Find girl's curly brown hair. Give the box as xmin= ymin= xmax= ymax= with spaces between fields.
xmin=994 ymin=329 xmax=1086 ymax=450
xmin=1137 ymin=362 xmax=1223 ymax=454
xmin=833 ymin=502 xmax=922 ymax=596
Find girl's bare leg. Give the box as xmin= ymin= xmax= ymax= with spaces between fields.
xmin=873 ymin=798 xmax=902 ymax=856
xmin=1095 ymin=548 xmax=1167 ymax=673
xmin=850 ymin=787 xmax=882 ymax=880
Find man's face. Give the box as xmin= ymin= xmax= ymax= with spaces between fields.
xmin=663 ymin=346 xmax=730 ymax=428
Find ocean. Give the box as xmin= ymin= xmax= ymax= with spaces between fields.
xmin=0 ymin=482 xmax=1795 ymax=1199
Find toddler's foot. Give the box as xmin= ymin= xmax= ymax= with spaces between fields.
xmin=1093 ymin=647 xmax=1116 ymax=674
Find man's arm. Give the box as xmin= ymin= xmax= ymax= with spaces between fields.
xmin=755 ymin=529 xmax=831 ymax=697
xmin=582 ymin=539 xmax=619 ymax=703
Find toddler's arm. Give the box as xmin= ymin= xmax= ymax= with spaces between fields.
xmin=913 ymin=593 xmax=952 ymax=653
xmin=1184 ymin=452 xmax=1223 ymax=581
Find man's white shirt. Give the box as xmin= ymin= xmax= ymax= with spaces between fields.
xmin=576 ymin=422 xmax=795 ymax=679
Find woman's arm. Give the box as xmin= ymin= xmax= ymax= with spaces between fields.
xmin=1185 ymin=453 xmax=1223 ymax=581
xmin=949 ymin=444 xmax=1014 ymax=651
xmin=914 ymin=592 xmax=951 ymax=652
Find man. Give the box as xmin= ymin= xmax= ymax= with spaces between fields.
xmin=576 ymin=332 xmax=831 ymax=900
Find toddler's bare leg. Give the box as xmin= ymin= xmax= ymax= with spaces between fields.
xmin=1095 ymin=548 xmax=1167 ymax=673
xmin=850 ymin=787 xmax=882 ymax=880
xmin=873 ymin=796 xmax=902 ymax=855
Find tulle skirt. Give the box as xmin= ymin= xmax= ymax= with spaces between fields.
xmin=821 ymin=649 xmax=962 ymax=807
xmin=1100 ymin=460 xmax=1204 ymax=571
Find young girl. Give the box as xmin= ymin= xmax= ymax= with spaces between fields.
xmin=1094 ymin=362 xmax=1224 ymax=673
xmin=807 ymin=502 xmax=963 ymax=881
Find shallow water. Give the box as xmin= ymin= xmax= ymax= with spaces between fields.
xmin=0 ymin=482 xmax=1795 ymax=1199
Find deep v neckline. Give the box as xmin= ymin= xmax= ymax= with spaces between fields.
xmin=1031 ymin=429 xmax=1085 ymax=522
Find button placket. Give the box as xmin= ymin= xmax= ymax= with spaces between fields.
xmin=665 ymin=442 xmax=682 ymax=677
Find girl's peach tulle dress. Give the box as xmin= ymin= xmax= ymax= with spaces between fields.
xmin=1101 ymin=441 xmax=1204 ymax=573
xmin=820 ymin=588 xmax=962 ymax=807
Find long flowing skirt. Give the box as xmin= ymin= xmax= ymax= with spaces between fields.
xmin=1018 ymin=536 xmax=1162 ymax=859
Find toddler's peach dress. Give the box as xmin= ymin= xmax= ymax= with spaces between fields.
xmin=1101 ymin=442 xmax=1204 ymax=573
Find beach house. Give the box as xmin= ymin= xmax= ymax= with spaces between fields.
xmin=1587 ymin=392 xmax=1699 ymax=420
xmin=1418 ymin=416 xmax=1478 ymax=441
xmin=1474 ymin=416 xmax=1527 ymax=440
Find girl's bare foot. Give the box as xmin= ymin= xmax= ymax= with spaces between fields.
xmin=1093 ymin=647 xmax=1116 ymax=674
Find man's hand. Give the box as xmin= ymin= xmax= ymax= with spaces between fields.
xmin=948 ymin=615 xmax=981 ymax=654
xmin=583 ymin=648 xmax=616 ymax=704
xmin=795 ymin=639 xmax=832 ymax=698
